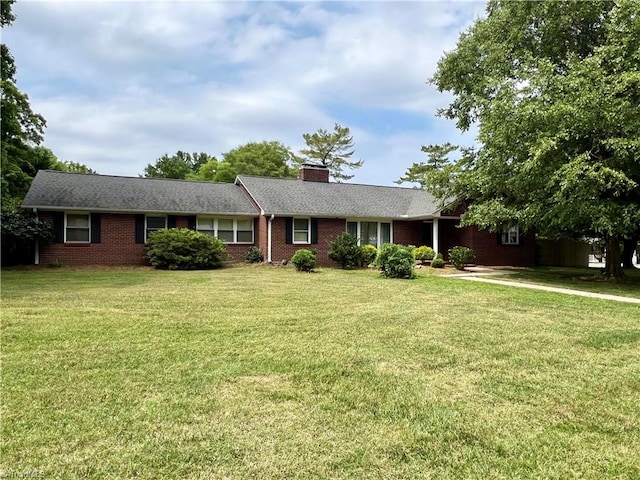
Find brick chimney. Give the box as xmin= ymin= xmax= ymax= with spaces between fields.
xmin=299 ymin=163 xmax=330 ymax=182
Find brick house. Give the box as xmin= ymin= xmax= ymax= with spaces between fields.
xmin=21 ymin=165 xmax=535 ymax=266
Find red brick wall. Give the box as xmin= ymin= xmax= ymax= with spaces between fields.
xmin=36 ymin=211 xmax=535 ymax=267
xmin=470 ymin=229 xmax=535 ymax=266
xmin=37 ymin=212 xmax=257 ymax=266
xmin=270 ymin=217 xmax=346 ymax=266
xmin=438 ymin=219 xmax=469 ymax=260
xmin=393 ymin=220 xmax=424 ymax=246
xmin=39 ymin=212 xmax=146 ymax=265
xmin=256 ymin=216 xmax=268 ymax=256
xmin=436 ymin=219 xmax=535 ymax=266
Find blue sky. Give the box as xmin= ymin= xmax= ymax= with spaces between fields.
xmin=4 ymin=0 xmax=484 ymax=186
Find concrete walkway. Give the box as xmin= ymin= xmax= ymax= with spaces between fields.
xmin=447 ymin=268 xmax=640 ymax=305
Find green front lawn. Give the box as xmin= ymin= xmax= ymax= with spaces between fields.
xmin=493 ymin=266 xmax=640 ymax=298
xmin=2 ymin=266 xmax=639 ymax=479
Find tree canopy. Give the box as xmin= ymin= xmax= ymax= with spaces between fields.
xmin=150 ymin=142 xmax=298 ymax=182
xmin=196 ymin=141 xmax=297 ymax=182
xmin=1 ymin=1 xmax=95 ymax=211
xmin=1 ymin=0 xmax=48 ymax=208
xmin=401 ymin=0 xmax=639 ymax=277
xmin=296 ymin=123 xmax=363 ymax=182
xmin=143 ymin=151 xmax=213 ymax=179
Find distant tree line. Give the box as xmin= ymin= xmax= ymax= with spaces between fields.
xmin=143 ymin=123 xmax=363 ymax=183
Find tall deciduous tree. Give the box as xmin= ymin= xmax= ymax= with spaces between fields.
xmin=297 ymin=123 xmax=363 ymax=182
xmin=143 ymin=151 xmax=213 ymax=179
xmin=215 ymin=141 xmax=297 ymax=182
xmin=1 ymin=0 xmax=48 ymax=207
xmin=404 ymin=0 xmax=639 ymax=278
xmin=190 ymin=141 xmax=297 ymax=182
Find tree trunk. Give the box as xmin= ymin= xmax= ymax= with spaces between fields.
xmin=603 ymin=236 xmax=625 ymax=279
xmin=621 ymin=235 xmax=639 ymax=269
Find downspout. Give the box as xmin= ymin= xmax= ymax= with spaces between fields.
xmin=33 ymin=208 xmax=40 ymax=265
xmin=267 ymin=214 xmax=275 ymax=263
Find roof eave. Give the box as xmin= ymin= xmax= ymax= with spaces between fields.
xmin=21 ymin=205 xmax=260 ymax=217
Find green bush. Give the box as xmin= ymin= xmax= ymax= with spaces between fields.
xmin=360 ymin=244 xmax=377 ymax=266
xmin=245 ymin=246 xmax=264 ymax=263
xmin=291 ymin=249 xmax=316 ymax=272
xmin=375 ymin=243 xmax=416 ymax=279
xmin=413 ymin=245 xmax=435 ymax=262
xmin=448 ymin=246 xmax=476 ymax=270
xmin=146 ymin=228 xmax=227 ymax=270
xmin=431 ymin=257 xmax=445 ymax=268
xmin=328 ymin=232 xmax=362 ymax=268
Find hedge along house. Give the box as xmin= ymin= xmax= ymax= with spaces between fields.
xmin=22 ymin=165 xmax=535 ymax=267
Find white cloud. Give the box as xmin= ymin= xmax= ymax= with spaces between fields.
xmin=5 ymin=0 xmax=485 ymax=184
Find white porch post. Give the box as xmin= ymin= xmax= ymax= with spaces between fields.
xmin=433 ymin=218 xmax=439 ymax=255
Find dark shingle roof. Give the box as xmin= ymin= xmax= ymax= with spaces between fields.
xmin=236 ymin=175 xmax=441 ymax=219
xmin=22 ymin=170 xmax=259 ymax=215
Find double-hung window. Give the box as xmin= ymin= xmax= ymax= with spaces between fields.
xmin=501 ymin=225 xmax=520 ymax=245
xmin=146 ymin=215 xmax=167 ymax=241
xmin=236 ymin=219 xmax=254 ymax=243
xmin=65 ymin=213 xmax=90 ymax=243
xmin=197 ymin=218 xmax=215 ymax=236
xmin=197 ymin=217 xmax=254 ymax=243
xmin=346 ymin=220 xmax=392 ymax=247
xmin=217 ymin=219 xmax=235 ymax=243
xmin=293 ymin=218 xmax=310 ymax=244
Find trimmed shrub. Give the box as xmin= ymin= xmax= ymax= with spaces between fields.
xmin=413 ymin=245 xmax=435 ymax=262
xmin=375 ymin=243 xmax=416 ymax=279
xmin=431 ymin=257 xmax=445 ymax=268
xmin=360 ymin=244 xmax=377 ymax=266
xmin=291 ymin=249 xmax=316 ymax=272
xmin=328 ymin=232 xmax=362 ymax=268
xmin=448 ymin=246 xmax=476 ymax=270
xmin=146 ymin=228 xmax=227 ymax=270
xmin=245 ymin=246 xmax=264 ymax=263
xmin=435 ymin=252 xmax=444 ymax=260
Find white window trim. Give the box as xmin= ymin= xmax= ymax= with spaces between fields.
xmin=346 ymin=219 xmax=393 ymax=248
xmin=196 ymin=217 xmax=254 ymax=244
xmin=64 ymin=212 xmax=91 ymax=243
xmin=293 ymin=217 xmax=311 ymax=244
xmin=145 ymin=215 xmax=167 ymax=242
xmin=235 ymin=219 xmax=254 ymax=244
xmin=501 ymin=225 xmax=520 ymax=245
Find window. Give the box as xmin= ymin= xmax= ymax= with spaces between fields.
xmin=236 ymin=219 xmax=253 ymax=243
xmin=346 ymin=221 xmax=392 ymax=247
xmin=197 ymin=217 xmax=215 ymax=236
xmin=65 ymin=213 xmax=90 ymax=242
xmin=361 ymin=222 xmax=378 ymax=246
xmin=217 ymin=219 xmax=235 ymax=243
xmin=380 ymin=222 xmax=391 ymax=245
xmin=293 ymin=218 xmax=310 ymax=244
xmin=146 ymin=215 xmax=167 ymax=241
xmin=501 ymin=225 xmax=520 ymax=245
xmin=196 ymin=217 xmax=254 ymax=243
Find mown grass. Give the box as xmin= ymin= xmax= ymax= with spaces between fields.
xmin=494 ymin=266 xmax=640 ymax=298
xmin=2 ymin=265 xmax=639 ymax=479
